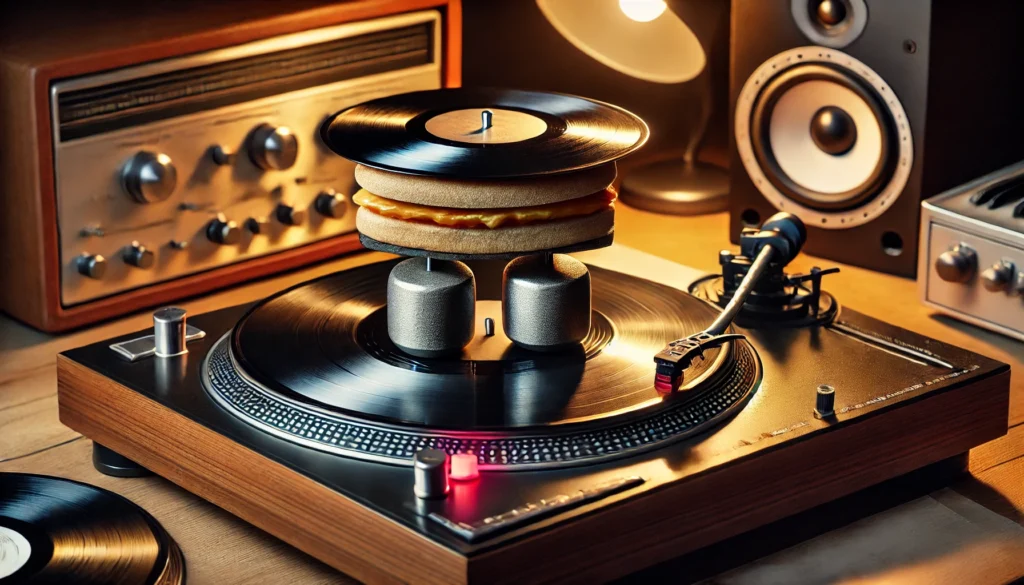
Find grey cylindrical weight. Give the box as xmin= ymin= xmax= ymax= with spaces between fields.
xmin=503 ymin=254 xmax=591 ymax=351
xmin=153 ymin=307 xmax=187 ymax=357
xmin=388 ymin=257 xmax=475 ymax=357
xmin=413 ymin=448 xmax=450 ymax=499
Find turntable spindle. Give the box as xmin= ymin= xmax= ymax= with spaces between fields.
xmin=481 ymin=109 xmax=493 ymax=131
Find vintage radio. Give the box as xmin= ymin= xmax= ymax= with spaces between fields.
xmin=0 ymin=0 xmax=461 ymax=331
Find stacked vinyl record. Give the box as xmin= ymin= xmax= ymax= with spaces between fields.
xmin=0 ymin=473 xmax=184 ymax=584
xmin=321 ymin=87 xmax=649 ymax=258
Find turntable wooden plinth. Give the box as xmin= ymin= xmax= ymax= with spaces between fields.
xmin=55 ymin=248 xmax=1011 ymax=585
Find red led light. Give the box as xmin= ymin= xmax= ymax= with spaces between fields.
xmin=449 ymin=453 xmax=479 ymax=481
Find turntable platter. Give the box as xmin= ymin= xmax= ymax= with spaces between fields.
xmin=203 ymin=260 xmax=761 ymax=469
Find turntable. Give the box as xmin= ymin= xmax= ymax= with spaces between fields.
xmin=57 ymin=89 xmax=1010 ymax=584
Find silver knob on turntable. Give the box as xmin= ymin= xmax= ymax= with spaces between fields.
xmin=413 ymin=448 xmax=450 ymax=499
xmin=153 ymin=307 xmax=188 ymax=358
xmin=248 ymin=124 xmax=298 ymax=170
xmin=121 ymin=151 xmax=177 ymax=204
xmin=503 ymin=253 xmax=591 ymax=351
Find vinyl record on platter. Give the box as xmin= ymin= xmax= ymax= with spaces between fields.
xmin=0 ymin=473 xmax=184 ymax=584
xmin=320 ymin=87 xmax=649 ymax=178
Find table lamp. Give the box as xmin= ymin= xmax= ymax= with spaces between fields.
xmin=537 ymin=0 xmax=729 ymax=215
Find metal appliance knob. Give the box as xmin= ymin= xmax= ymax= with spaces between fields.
xmin=123 ymin=241 xmax=155 ymax=269
xmin=413 ymin=449 xmax=450 ymax=499
xmin=934 ymin=244 xmax=977 ymax=283
xmin=206 ymin=216 xmax=241 ymax=245
xmin=814 ymin=384 xmax=836 ymax=418
xmin=244 ymin=217 xmax=269 ymax=234
xmin=982 ymin=260 xmax=1015 ymax=292
xmin=314 ymin=190 xmax=347 ymax=219
xmin=275 ymin=203 xmax=306 ymax=226
xmin=248 ymin=124 xmax=298 ymax=170
xmin=76 ymin=254 xmax=107 ymax=279
xmin=121 ymin=151 xmax=177 ymax=203
xmin=153 ymin=307 xmax=188 ymax=358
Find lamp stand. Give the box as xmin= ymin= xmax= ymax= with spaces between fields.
xmin=620 ymin=66 xmax=729 ymax=216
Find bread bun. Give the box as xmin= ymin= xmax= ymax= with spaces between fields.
xmin=355 ymin=163 xmax=616 ymax=209
xmin=355 ymin=207 xmax=614 ymax=255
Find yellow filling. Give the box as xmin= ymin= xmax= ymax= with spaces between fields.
xmin=352 ymin=187 xmax=616 ymax=229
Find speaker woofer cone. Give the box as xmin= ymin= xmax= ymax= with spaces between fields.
xmin=749 ymin=63 xmax=898 ymax=212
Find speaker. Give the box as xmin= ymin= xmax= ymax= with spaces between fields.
xmin=729 ymin=0 xmax=1024 ymax=275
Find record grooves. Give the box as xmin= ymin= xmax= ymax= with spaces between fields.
xmin=201 ymin=260 xmax=762 ymax=470
xmin=0 ymin=474 xmax=184 ymax=585
xmin=320 ymin=88 xmax=650 ymax=178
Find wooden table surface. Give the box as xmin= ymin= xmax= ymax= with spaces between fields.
xmin=2 ymin=206 xmax=1023 ymax=584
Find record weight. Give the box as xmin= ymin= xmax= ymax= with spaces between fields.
xmin=0 ymin=473 xmax=184 ymax=584
xmin=320 ymin=88 xmax=649 ymax=179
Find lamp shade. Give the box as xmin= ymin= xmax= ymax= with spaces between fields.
xmin=536 ymin=0 xmax=705 ymax=84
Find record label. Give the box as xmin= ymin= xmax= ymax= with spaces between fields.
xmin=423 ymin=108 xmax=548 ymax=144
xmin=0 ymin=526 xmax=31 ymax=580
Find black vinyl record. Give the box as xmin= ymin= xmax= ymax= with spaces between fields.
xmin=320 ymin=87 xmax=649 ymax=178
xmin=0 ymin=474 xmax=184 ymax=585
xmin=230 ymin=260 xmax=733 ymax=431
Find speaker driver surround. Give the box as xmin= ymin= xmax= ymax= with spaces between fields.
xmin=735 ymin=47 xmax=912 ymax=229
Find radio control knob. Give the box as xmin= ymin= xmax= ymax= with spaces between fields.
xmin=982 ymin=260 xmax=1015 ymax=292
xmin=935 ymin=245 xmax=977 ymax=283
xmin=206 ymin=216 xmax=241 ymax=245
xmin=122 ymin=151 xmax=177 ymax=203
xmin=123 ymin=241 xmax=155 ymax=269
xmin=248 ymin=124 xmax=298 ymax=170
xmin=245 ymin=217 xmax=269 ymax=234
xmin=76 ymin=254 xmax=107 ymax=279
xmin=314 ymin=190 xmax=348 ymax=219
xmin=275 ymin=203 xmax=306 ymax=226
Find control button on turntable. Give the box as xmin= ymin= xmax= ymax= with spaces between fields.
xmin=123 ymin=241 xmax=155 ymax=269
xmin=935 ymin=244 xmax=977 ymax=283
xmin=206 ymin=216 xmax=241 ymax=245
xmin=121 ymin=151 xmax=177 ymax=204
xmin=450 ymin=453 xmax=480 ymax=481
xmin=413 ymin=449 xmax=450 ymax=499
xmin=76 ymin=253 xmax=107 ymax=279
xmin=275 ymin=203 xmax=306 ymax=226
xmin=249 ymin=124 xmax=298 ymax=171
xmin=314 ymin=189 xmax=348 ymax=219
xmin=814 ymin=384 xmax=836 ymax=419
xmin=982 ymin=260 xmax=1015 ymax=292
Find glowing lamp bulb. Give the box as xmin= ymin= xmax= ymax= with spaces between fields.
xmin=618 ymin=0 xmax=668 ymax=23
xmin=449 ymin=453 xmax=480 ymax=481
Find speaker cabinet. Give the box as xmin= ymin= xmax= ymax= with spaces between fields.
xmin=729 ymin=0 xmax=1024 ymax=275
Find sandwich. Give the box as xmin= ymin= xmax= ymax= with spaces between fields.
xmin=352 ymin=162 xmax=617 ymax=255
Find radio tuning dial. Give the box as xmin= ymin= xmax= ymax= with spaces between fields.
xmin=249 ymin=124 xmax=298 ymax=170
xmin=76 ymin=254 xmax=107 ymax=279
xmin=982 ymin=260 xmax=1015 ymax=293
xmin=122 ymin=151 xmax=177 ymax=203
xmin=314 ymin=189 xmax=348 ymax=219
xmin=206 ymin=216 xmax=241 ymax=245
xmin=123 ymin=241 xmax=155 ymax=269
xmin=934 ymin=244 xmax=977 ymax=283
xmin=275 ymin=203 xmax=306 ymax=226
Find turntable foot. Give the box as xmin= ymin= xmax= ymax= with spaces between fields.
xmin=503 ymin=253 xmax=591 ymax=351
xmin=92 ymin=443 xmax=152 ymax=478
